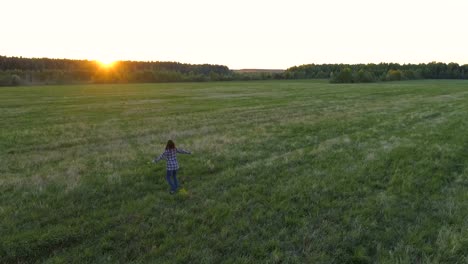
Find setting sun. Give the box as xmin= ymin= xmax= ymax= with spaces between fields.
xmin=97 ymin=59 xmax=116 ymax=68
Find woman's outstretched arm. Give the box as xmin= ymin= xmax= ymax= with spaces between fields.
xmin=153 ymin=151 xmax=166 ymax=163
xmin=176 ymin=148 xmax=191 ymax=154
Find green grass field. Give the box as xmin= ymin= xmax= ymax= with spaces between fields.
xmin=1 ymin=80 xmax=467 ymax=263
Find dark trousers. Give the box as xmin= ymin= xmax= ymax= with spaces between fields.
xmin=166 ymin=170 xmax=179 ymax=191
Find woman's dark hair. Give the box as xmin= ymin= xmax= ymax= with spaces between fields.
xmin=166 ymin=140 xmax=176 ymax=150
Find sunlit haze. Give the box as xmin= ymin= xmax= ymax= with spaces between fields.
xmin=97 ymin=59 xmax=116 ymax=68
xmin=2 ymin=0 xmax=467 ymax=69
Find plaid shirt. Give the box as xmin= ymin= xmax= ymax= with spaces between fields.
xmin=154 ymin=148 xmax=191 ymax=170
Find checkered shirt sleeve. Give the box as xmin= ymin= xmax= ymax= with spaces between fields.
xmin=154 ymin=148 xmax=191 ymax=170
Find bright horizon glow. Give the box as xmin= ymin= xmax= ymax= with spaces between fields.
xmin=97 ymin=59 xmax=117 ymax=68
xmin=1 ymin=0 xmax=467 ymax=69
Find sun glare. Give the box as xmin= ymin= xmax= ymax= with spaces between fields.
xmin=97 ymin=59 xmax=116 ymax=68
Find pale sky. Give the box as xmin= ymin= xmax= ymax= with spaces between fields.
xmin=1 ymin=0 xmax=467 ymax=69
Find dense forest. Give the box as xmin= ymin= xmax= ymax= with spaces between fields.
xmin=285 ymin=62 xmax=468 ymax=83
xmin=1 ymin=56 xmax=467 ymax=86
xmin=0 ymin=56 xmax=236 ymax=86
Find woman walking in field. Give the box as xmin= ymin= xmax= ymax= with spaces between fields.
xmin=153 ymin=140 xmax=191 ymax=194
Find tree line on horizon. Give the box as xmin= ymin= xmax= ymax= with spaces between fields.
xmin=1 ymin=56 xmax=467 ymax=86
xmin=286 ymin=62 xmax=468 ymax=83
xmin=0 ymin=56 xmax=235 ymax=86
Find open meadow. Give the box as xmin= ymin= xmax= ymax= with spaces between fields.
xmin=1 ymin=80 xmax=467 ymax=263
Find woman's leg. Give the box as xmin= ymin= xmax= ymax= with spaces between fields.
xmin=166 ymin=170 xmax=176 ymax=192
xmin=172 ymin=170 xmax=179 ymax=190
